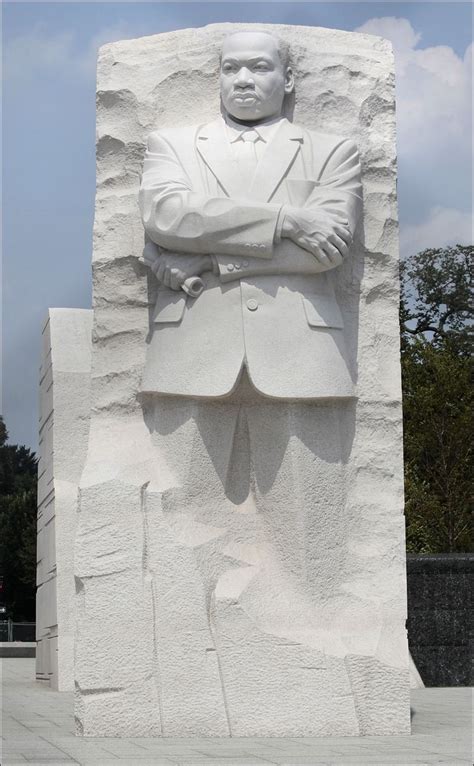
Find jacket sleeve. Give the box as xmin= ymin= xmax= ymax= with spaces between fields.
xmin=214 ymin=137 xmax=363 ymax=282
xmin=309 ymin=137 xmax=362 ymax=236
xmin=139 ymin=131 xmax=282 ymax=259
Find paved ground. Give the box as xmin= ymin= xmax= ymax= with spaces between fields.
xmin=1 ymin=659 xmax=472 ymax=765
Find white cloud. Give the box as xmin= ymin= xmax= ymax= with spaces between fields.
xmin=400 ymin=206 xmax=473 ymax=258
xmin=354 ymin=17 xmax=472 ymax=156
xmin=355 ymin=17 xmax=472 ymax=254
xmin=356 ymin=16 xmax=421 ymax=60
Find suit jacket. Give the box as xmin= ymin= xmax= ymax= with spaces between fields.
xmin=139 ymin=117 xmax=362 ymax=399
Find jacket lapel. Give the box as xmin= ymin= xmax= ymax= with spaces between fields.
xmin=249 ymin=119 xmax=305 ymax=202
xmin=196 ymin=117 xmax=305 ymax=202
xmin=196 ymin=119 xmax=242 ymax=198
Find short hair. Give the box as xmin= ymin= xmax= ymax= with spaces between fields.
xmin=274 ymin=37 xmax=292 ymax=70
xmin=221 ymin=31 xmax=292 ymax=70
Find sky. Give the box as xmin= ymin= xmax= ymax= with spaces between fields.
xmin=2 ymin=1 xmax=473 ymax=450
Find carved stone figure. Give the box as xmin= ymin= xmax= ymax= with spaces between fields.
xmin=131 ymin=29 xmax=408 ymax=735
xmin=140 ymin=31 xmax=362 ymax=398
xmin=73 ymin=23 xmax=411 ymax=738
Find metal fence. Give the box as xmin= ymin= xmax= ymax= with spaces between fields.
xmin=0 ymin=620 xmax=36 ymax=642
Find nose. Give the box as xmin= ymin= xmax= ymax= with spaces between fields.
xmin=234 ymin=67 xmax=254 ymax=88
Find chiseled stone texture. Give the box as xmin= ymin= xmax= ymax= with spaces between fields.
xmin=75 ymin=24 xmax=410 ymax=736
xmin=36 ymin=309 xmax=92 ymax=691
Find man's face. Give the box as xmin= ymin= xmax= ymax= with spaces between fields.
xmin=220 ymin=32 xmax=293 ymax=124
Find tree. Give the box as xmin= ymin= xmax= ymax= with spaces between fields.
xmin=0 ymin=416 xmax=38 ymax=620
xmin=400 ymin=245 xmax=473 ymax=553
xmin=400 ymin=244 xmax=472 ymax=355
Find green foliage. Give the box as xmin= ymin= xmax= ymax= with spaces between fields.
xmin=400 ymin=244 xmax=473 ymax=355
xmin=0 ymin=416 xmax=38 ymax=620
xmin=400 ymin=245 xmax=473 ymax=553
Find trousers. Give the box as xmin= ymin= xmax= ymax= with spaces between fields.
xmin=139 ymin=368 xmax=366 ymax=736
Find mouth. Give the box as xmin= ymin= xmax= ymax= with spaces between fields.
xmin=232 ymin=92 xmax=258 ymax=103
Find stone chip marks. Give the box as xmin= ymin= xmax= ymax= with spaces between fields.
xmin=74 ymin=23 xmax=411 ymax=737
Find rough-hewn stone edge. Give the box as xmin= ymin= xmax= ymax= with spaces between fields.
xmin=36 ymin=308 xmax=93 ymax=691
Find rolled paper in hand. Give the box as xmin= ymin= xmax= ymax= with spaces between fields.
xmin=181 ymin=276 xmax=204 ymax=298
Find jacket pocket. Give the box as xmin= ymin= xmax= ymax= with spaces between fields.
xmin=301 ymin=294 xmax=344 ymax=329
xmin=153 ymin=289 xmax=187 ymax=323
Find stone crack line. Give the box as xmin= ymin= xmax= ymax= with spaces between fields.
xmin=141 ymin=480 xmax=165 ymax=735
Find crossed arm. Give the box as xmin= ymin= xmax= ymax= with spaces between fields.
xmin=139 ymin=130 xmax=362 ymax=290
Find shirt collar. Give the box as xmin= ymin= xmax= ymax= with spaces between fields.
xmin=223 ymin=114 xmax=286 ymax=145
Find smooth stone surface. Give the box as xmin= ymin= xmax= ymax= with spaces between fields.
xmin=139 ymin=116 xmax=361 ymax=397
xmin=75 ymin=23 xmax=410 ymax=737
xmin=36 ymin=309 xmax=92 ymax=691
xmin=4 ymin=659 xmax=473 ymax=765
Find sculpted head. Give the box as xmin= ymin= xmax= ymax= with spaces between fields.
xmin=220 ymin=31 xmax=294 ymax=124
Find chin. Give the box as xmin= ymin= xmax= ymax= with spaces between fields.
xmin=234 ymin=111 xmax=260 ymax=122
xmin=228 ymin=106 xmax=263 ymax=122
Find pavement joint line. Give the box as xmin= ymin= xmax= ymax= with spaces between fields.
xmin=3 ymin=660 xmax=473 ymax=764
xmin=194 ymin=751 xmax=275 ymax=764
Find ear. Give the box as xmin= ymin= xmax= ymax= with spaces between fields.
xmin=284 ymin=66 xmax=295 ymax=94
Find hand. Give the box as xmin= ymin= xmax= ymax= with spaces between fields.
xmin=281 ymin=206 xmax=353 ymax=268
xmin=143 ymin=243 xmax=213 ymax=291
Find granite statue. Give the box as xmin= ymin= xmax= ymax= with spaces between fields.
xmin=139 ymin=31 xmax=362 ymax=397
xmin=73 ymin=23 xmax=411 ymax=738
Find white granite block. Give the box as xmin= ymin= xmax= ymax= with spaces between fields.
xmin=36 ymin=309 xmax=93 ymax=690
xmin=73 ymin=23 xmax=411 ymax=736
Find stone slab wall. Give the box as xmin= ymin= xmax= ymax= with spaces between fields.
xmin=75 ymin=23 xmax=410 ymax=736
xmin=36 ymin=309 xmax=92 ymax=690
xmin=407 ymin=554 xmax=473 ymax=686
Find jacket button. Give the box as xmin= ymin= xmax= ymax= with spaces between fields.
xmin=246 ymin=299 xmax=258 ymax=311
xmin=227 ymin=264 xmax=234 ymax=271
xmin=233 ymin=263 xmax=241 ymax=270
xmin=242 ymin=260 xmax=249 ymax=267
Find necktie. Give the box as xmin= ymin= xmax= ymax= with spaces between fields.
xmin=237 ymin=129 xmax=260 ymax=184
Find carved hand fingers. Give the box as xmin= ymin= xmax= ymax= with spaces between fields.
xmin=310 ymin=221 xmax=352 ymax=264
xmin=151 ymin=254 xmax=188 ymax=290
xmin=284 ymin=207 xmax=353 ymax=267
xmin=311 ymin=248 xmax=333 ymax=268
xmin=298 ymin=236 xmax=332 ymax=268
xmin=297 ymin=227 xmax=345 ymax=267
xmin=150 ymin=258 xmax=162 ymax=278
xmin=169 ymin=268 xmax=185 ymax=291
xmin=160 ymin=265 xmax=185 ymax=291
xmin=320 ymin=242 xmax=344 ymax=266
xmin=327 ymin=232 xmax=349 ymax=258
xmin=333 ymin=224 xmax=352 ymax=245
xmin=155 ymin=260 xmax=166 ymax=284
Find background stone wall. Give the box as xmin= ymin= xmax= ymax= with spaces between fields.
xmin=36 ymin=309 xmax=92 ymax=690
xmin=407 ymin=554 xmax=473 ymax=687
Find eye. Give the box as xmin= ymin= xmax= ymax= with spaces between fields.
xmin=222 ymin=63 xmax=236 ymax=74
xmin=254 ymin=63 xmax=270 ymax=72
